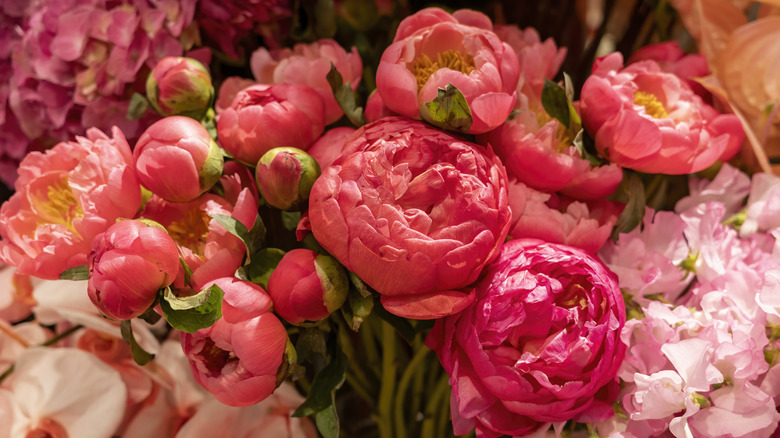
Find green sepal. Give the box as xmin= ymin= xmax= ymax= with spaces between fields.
xmin=159 ymin=284 xmax=224 ymax=333
xmin=120 ymin=320 xmax=155 ymax=366
xmin=421 ymin=83 xmax=473 ymax=132
xmin=59 ymin=265 xmax=89 ymax=281
xmin=541 ymin=79 xmax=570 ymax=129
xmin=611 ymin=170 xmax=646 ymax=238
xmin=326 ymin=63 xmax=365 ymax=127
xmin=126 ymin=92 xmax=150 ymax=120
xmin=239 ymin=247 xmax=286 ymax=289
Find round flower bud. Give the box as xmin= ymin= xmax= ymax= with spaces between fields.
xmin=134 ymin=116 xmax=223 ymax=203
xmin=266 ymin=249 xmax=348 ymax=324
xmin=87 ymin=219 xmax=180 ymax=320
xmin=256 ymin=147 xmax=321 ymax=210
xmin=146 ymin=57 xmax=214 ymax=119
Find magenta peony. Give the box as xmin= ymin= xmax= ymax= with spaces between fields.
xmin=308 ymin=117 xmax=511 ymax=319
xmin=580 ymin=52 xmax=744 ymax=174
xmin=375 ymin=8 xmax=519 ymax=134
xmin=87 ymin=219 xmax=179 ymax=320
xmin=134 ymin=116 xmax=223 ymax=203
xmin=266 ymin=249 xmax=348 ymax=324
xmin=217 ymin=84 xmax=325 ymax=165
xmin=180 ymin=277 xmax=290 ymax=407
xmin=426 ymin=238 xmax=626 ymax=437
xmin=0 ymin=127 xmax=141 ymax=279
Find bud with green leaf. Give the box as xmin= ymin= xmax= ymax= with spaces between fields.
xmin=256 ymin=147 xmax=321 ymax=211
xmin=146 ymin=57 xmax=214 ymax=120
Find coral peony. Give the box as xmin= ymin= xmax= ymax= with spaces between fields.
xmin=308 ymin=117 xmax=511 ymax=319
xmin=255 ymin=147 xmax=321 ymax=211
xmin=580 ymin=52 xmax=744 ymax=174
xmin=426 ymin=239 xmax=626 ymax=437
xmin=0 ymin=127 xmax=141 ymax=279
xmin=306 ymin=127 xmax=356 ymax=170
xmin=146 ymin=56 xmax=214 ymax=119
xmin=375 ymin=8 xmax=519 ymax=134
xmin=180 ymin=277 xmax=290 ymax=407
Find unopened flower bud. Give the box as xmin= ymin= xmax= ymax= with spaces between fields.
xmin=256 ymin=147 xmax=321 ymax=210
xmin=146 ymin=57 xmax=214 ymax=119
xmin=266 ymin=249 xmax=348 ymax=324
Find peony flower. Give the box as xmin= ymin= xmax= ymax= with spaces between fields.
xmin=0 ymin=127 xmax=141 ymax=279
xmin=266 ymin=249 xmax=348 ymax=324
xmin=308 ymin=117 xmax=511 ymax=319
xmin=0 ymin=265 xmax=36 ymax=323
xmin=251 ymin=39 xmax=363 ymax=125
xmin=306 ymin=126 xmax=356 ymax=170
xmin=87 ymin=219 xmax=180 ymax=321
xmin=180 ymin=277 xmax=290 ymax=407
xmin=255 ymin=147 xmax=321 ymax=211
xmin=580 ymin=52 xmax=744 ymax=174
xmin=146 ymin=56 xmax=214 ymax=119
xmin=364 ymin=90 xmax=396 ymax=124
xmin=426 ymin=239 xmax=626 ymax=437
xmin=217 ymin=83 xmax=325 ymax=165
xmin=375 ymin=8 xmax=519 ymax=134
xmin=628 ymin=41 xmax=710 ymax=100
xmin=134 ymin=116 xmax=223 ymax=203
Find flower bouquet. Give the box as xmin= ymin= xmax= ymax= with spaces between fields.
xmin=1 ymin=0 xmax=780 ymax=437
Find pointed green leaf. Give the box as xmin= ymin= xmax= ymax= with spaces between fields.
xmin=314 ymin=404 xmax=340 ymax=438
xmin=348 ymin=271 xmax=371 ymax=298
xmin=612 ymin=170 xmax=646 ymax=238
xmin=242 ymin=247 xmax=286 ymax=289
xmin=127 ymin=92 xmax=150 ymax=120
xmin=210 ymin=214 xmax=265 ymax=262
xmin=326 ymin=63 xmax=365 ymax=127
xmin=342 ymin=288 xmax=374 ymax=331
xmin=59 ymin=265 xmax=89 ymax=281
xmin=541 ymin=79 xmax=570 ymax=129
xmin=120 ymin=320 xmax=155 ymax=366
xmin=292 ymin=349 xmax=347 ymax=417
xmin=160 ymin=284 xmax=224 ymax=333
xmin=421 ymin=83 xmax=473 ymax=132
xmin=180 ymin=257 xmax=193 ymax=287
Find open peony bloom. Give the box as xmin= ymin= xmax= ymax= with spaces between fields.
xmin=580 ymin=52 xmax=744 ymax=174
xmin=0 ymin=127 xmax=141 ymax=279
xmin=308 ymin=117 xmax=511 ymax=319
xmin=87 ymin=220 xmax=180 ymax=320
xmin=180 ymin=277 xmax=290 ymax=407
xmin=426 ymin=239 xmax=626 ymax=437
xmin=375 ymin=8 xmax=519 ymax=134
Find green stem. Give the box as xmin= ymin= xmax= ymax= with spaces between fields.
xmin=345 ymin=373 xmax=375 ymax=409
xmin=335 ymin=315 xmax=375 ymax=400
xmin=393 ymin=346 xmax=431 ymax=438
xmin=360 ymin=316 xmax=381 ymax=375
xmin=0 ymin=364 xmax=14 ymax=385
xmin=377 ymin=321 xmax=397 ymax=438
xmin=41 ymin=325 xmax=83 ymax=347
xmin=420 ymin=373 xmax=450 ymax=437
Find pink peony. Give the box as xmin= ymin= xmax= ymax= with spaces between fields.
xmin=217 ymin=83 xmax=325 ymax=165
xmin=308 ymin=117 xmax=511 ymax=319
xmin=580 ymin=52 xmax=744 ymax=174
xmin=426 ymin=239 xmax=626 ymax=437
xmin=251 ymin=39 xmax=362 ymax=125
xmin=145 ymin=56 xmax=214 ymax=119
xmin=0 ymin=127 xmax=141 ymax=279
xmin=134 ymin=116 xmax=223 ymax=203
xmin=628 ymin=41 xmax=710 ymax=100
xmin=87 ymin=219 xmax=180 ymax=321
xmin=375 ymin=8 xmax=519 ymax=134
xmin=306 ymin=126 xmax=356 ymax=170
xmin=180 ymin=277 xmax=290 ymax=407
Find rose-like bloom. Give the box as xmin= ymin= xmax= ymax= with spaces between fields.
xmin=0 ymin=127 xmax=141 ymax=279
xmin=580 ymin=52 xmax=744 ymax=174
xmin=146 ymin=56 xmax=214 ymax=119
xmin=134 ymin=116 xmax=223 ymax=203
xmin=308 ymin=117 xmax=511 ymax=319
xmin=251 ymin=39 xmax=363 ymax=125
xmin=375 ymin=8 xmax=519 ymax=134
xmin=255 ymin=147 xmax=321 ymax=211
xmin=180 ymin=277 xmax=290 ymax=407
xmin=426 ymin=239 xmax=626 ymax=437
xmin=217 ymin=84 xmax=325 ymax=165
xmin=87 ymin=219 xmax=180 ymax=320
xmin=266 ymin=249 xmax=348 ymax=324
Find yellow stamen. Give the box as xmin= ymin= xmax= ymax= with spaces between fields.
xmin=34 ymin=176 xmax=83 ymax=232
xmin=410 ymin=50 xmax=475 ymax=91
xmin=535 ymin=109 xmax=572 ymax=153
xmin=634 ymin=91 xmax=669 ymax=119
xmin=167 ymin=208 xmax=211 ymax=252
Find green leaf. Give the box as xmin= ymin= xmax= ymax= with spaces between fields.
xmin=126 ymin=92 xmax=150 ymax=120
xmin=348 ymin=271 xmax=371 ymax=298
xmin=612 ymin=170 xmax=646 ymax=238
xmin=120 ymin=320 xmax=155 ymax=366
xmin=180 ymin=257 xmax=193 ymax=287
xmin=160 ymin=284 xmax=224 ymax=333
xmin=137 ymin=307 xmax=162 ymax=325
xmin=281 ymin=211 xmax=302 ymax=231
xmin=314 ymin=404 xmax=340 ymax=438
xmin=421 ymin=83 xmax=473 ymax=132
xmin=210 ymin=214 xmax=265 ymax=262
xmin=342 ymin=289 xmax=374 ymax=331
xmin=326 ymin=63 xmax=365 ymax=127
xmin=59 ymin=265 xmax=89 ymax=281
xmin=541 ymin=79 xmax=570 ymax=129
xmin=292 ymin=349 xmax=347 ymax=417
xmin=242 ymin=247 xmax=286 ymax=289
xmin=572 ymin=129 xmax=604 ymax=167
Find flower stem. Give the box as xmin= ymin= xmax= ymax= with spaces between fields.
xmin=377 ymin=321 xmax=397 ymax=438
xmin=0 ymin=321 xmax=29 ymax=347
xmin=420 ymin=372 xmax=450 ymax=437
xmin=393 ymin=346 xmax=431 ymax=438
xmin=41 ymin=325 xmax=83 ymax=347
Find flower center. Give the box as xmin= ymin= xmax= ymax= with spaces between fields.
xmin=535 ymin=109 xmax=572 ymax=153
xmin=25 ymin=418 xmax=68 ymax=438
xmin=33 ymin=176 xmax=84 ymax=233
xmin=410 ymin=50 xmax=475 ymax=91
xmin=199 ymin=338 xmax=238 ymax=377
xmin=167 ymin=208 xmax=211 ymax=252
xmin=634 ymin=91 xmax=669 ymax=119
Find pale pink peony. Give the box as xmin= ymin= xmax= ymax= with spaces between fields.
xmin=87 ymin=219 xmax=180 ymax=321
xmin=308 ymin=117 xmax=511 ymax=319
xmin=0 ymin=127 xmax=141 ymax=279
xmin=375 ymin=8 xmax=519 ymax=134
xmin=0 ymin=266 xmax=36 ymax=323
xmin=251 ymin=39 xmax=362 ymax=125
xmin=580 ymin=52 xmax=744 ymax=174
xmin=217 ymin=83 xmax=325 ymax=165
xmin=674 ymin=163 xmax=751 ymax=218
xmin=426 ymin=239 xmax=626 ymax=437
xmin=180 ymin=277 xmax=290 ymax=407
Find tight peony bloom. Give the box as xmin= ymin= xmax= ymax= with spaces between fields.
xmin=134 ymin=116 xmax=223 ymax=203
xmin=308 ymin=117 xmax=511 ymax=319
xmin=0 ymin=127 xmax=141 ymax=279
xmin=376 ymin=8 xmax=519 ymax=134
xmin=426 ymin=239 xmax=626 ymax=437
xmin=217 ymin=84 xmax=325 ymax=165
xmin=180 ymin=277 xmax=290 ymax=407
xmin=580 ymin=52 xmax=744 ymax=174
xmin=255 ymin=147 xmax=321 ymax=211
xmin=87 ymin=220 xmax=180 ymax=321
xmin=251 ymin=39 xmax=363 ymax=125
